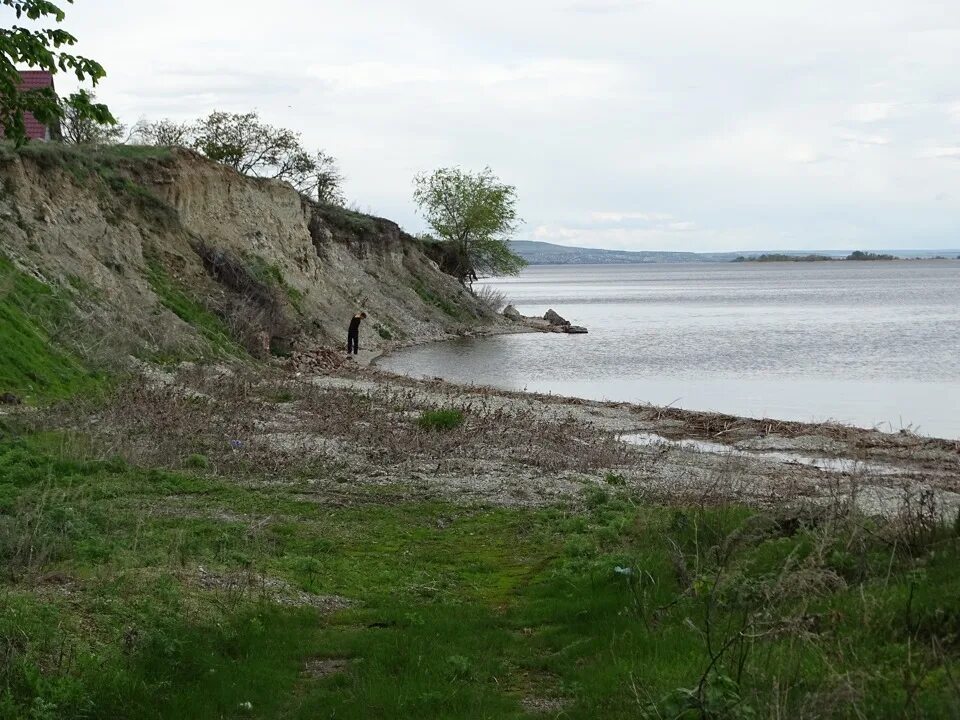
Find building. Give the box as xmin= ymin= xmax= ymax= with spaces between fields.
xmin=7 ymin=70 xmax=60 ymax=141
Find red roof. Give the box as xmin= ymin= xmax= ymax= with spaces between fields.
xmin=13 ymin=71 xmax=57 ymax=140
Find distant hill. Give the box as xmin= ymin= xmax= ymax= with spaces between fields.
xmin=510 ymin=241 xmax=960 ymax=265
xmin=509 ymin=241 xmax=719 ymax=265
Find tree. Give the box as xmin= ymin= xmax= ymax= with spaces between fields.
xmin=60 ymin=91 xmax=123 ymax=143
xmin=191 ymin=111 xmax=344 ymax=204
xmin=0 ymin=0 xmax=114 ymax=146
xmin=131 ymin=117 xmax=194 ymax=147
xmin=413 ymin=166 xmax=525 ymax=284
xmin=291 ymin=150 xmax=345 ymax=205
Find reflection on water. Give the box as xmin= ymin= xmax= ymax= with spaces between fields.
xmin=378 ymin=262 xmax=960 ymax=439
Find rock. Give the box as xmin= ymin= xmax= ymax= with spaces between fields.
xmin=0 ymin=392 xmax=22 ymax=405
xmin=564 ymin=325 xmax=588 ymax=334
xmin=544 ymin=309 xmax=570 ymax=327
xmin=503 ymin=305 xmax=522 ymax=321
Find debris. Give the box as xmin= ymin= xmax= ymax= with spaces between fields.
xmin=288 ymin=347 xmax=349 ymax=373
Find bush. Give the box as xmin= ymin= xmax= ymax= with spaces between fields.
xmin=186 ymin=454 xmax=209 ymax=469
xmin=473 ymin=284 xmax=507 ymax=313
xmin=417 ymin=409 xmax=464 ymax=431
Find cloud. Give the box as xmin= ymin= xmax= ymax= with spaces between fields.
xmin=921 ymin=147 xmax=960 ymax=160
xmin=50 ymin=0 xmax=960 ymax=251
xmin=589 ymin=211 xmax=675 ymax=223
xmin=566 ymin=0 xmax=650 ymax=13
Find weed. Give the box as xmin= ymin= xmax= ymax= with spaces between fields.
xmin=186 ymin=453 xmax=210 ymax=469
xmin=604 ymin=471 xmax=626 ymax=486
xmin=417 ymin=408 xmax=465 ymax=431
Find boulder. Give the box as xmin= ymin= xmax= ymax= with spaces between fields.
xmin=544 ymin=309 xmax=570 ymax=327
xmin=502 ymin=304 xmax=522 ymax=321
xmin=564 ymin=325 xmax=588 ymax=334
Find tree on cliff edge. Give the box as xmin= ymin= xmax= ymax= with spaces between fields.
xmin=413 ymin=167 xmax=525 ymax=284
xmin=0 ymin=0 xmax=114 ymax=146
xmin=191 ymin=111 xmax=344 ymax=204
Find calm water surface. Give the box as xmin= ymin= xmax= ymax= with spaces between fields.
xmin=379 ymin=262 xmax=960 ymax=438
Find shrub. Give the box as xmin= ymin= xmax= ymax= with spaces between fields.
xmin=417 ymin=409 xmax=464 ymax=431
xmin=186 ymin=454 xmax=209 ymax=469
xmin=473 ymin=284 xmax=507 ymax=313
xmin=604 ymin=472 xmax=626 ymax=486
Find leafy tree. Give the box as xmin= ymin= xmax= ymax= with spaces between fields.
xmin=130 ymin=117 xmax=194 ymax=147
xmin=0 ymin=0 xmax=114 ymax=146
xmin=191 ymin=110 xmax=343 ymax=204
xmin=413 ymin=166 xmax=525 ymax=284
xmin=292 ymin=150 xmax=345 ymax=205
xmin=60 ymin=91 xmax=123 ymax=143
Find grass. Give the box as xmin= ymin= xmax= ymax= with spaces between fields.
xmin=2 ymin=421 xmax=960 ymax=718
xmin=144 ymin=261 xmax=245 ymax=361
xmin=2 ymin=142 xmax=180 ymax=231
xmin=412 ymin=278 xmax=464 ymax=320
xmin=316 ymin=204 xmax=380 ymax=239
xmin=417 ymin=408 xmax=465 ymax=431
xmin=0 ymin=255 xmax=102 ymax=401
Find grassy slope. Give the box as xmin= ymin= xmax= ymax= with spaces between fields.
xmin=0 ymin=256 xmax=102 ymax=401
xmin=2 ymin=430 xmax=960 ymax=718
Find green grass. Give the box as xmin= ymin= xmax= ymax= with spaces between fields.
xmin=316 ymin=204 xmax=379 ymax=239
xmin=417 ymin=408 xmax=465 ymax=431
xmin=0 ymin=255 xmax=102 ymax=401
xmin=244 ymin=254 xmax=304 ymax=312
xmin=144 ymin=261 xmax=245 ymax=361
xmin=2 ymin=430 xmax=960 ymax=718
xmin=412 ymin=279 xmax=464 ymax=320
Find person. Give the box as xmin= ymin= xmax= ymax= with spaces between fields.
xmin=347 ymin=311 xmax=367 ymax=355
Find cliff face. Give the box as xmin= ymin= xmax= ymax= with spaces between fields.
xmin=0 ymin=145 xmax=493 ymax=365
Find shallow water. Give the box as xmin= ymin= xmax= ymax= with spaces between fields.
xmin=379 ymin=261 xmax=960 ymax=439
xmin=618 ymin=432 xmax=904 ymax=476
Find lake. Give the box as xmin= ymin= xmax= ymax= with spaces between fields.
xmin=378 ymin=261 xmax=960 ymax=439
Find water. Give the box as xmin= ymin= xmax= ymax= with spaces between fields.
xmin=379 ymin=262 xmax=960 ymax=439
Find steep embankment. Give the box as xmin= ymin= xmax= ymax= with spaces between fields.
xmin=0 ymin=144 xmax=493 ymax=397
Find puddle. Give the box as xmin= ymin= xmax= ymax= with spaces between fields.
xmin=620 ymin=432 xmax=904 ymax=476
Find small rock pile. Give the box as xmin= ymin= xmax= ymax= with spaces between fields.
xmin=288 ymin=347 xmax=348 ymax=373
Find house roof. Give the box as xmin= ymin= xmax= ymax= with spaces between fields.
xmin=16 ymin=70 xmax=57 ymax=140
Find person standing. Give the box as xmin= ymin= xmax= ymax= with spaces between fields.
xmin=347 ymin=311 xmax=367 ymax=355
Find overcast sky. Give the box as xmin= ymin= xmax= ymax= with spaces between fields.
xmin=44 ymin=0 xmax=960 ymax=251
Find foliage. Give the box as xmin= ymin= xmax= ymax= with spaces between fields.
xmin=59 ymin=90 xmax=124 ymax=144
xmin=130 ymin=117 xmax=194 ymax=147
xmin=417 ymin=408 xmax=465 ymax=431
xmin=190 ymin=111 xmax=344 ymax=203
xmin=0 ymin=0 xmax=114 ymax=146
xmin=413 ymin=166 xmax=525 ymax=284
xmin=847 ymin=250 xmax=896 ymax=261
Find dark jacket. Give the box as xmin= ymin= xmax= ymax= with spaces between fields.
xmin=348 ymin=314 xmax=363 ymax=334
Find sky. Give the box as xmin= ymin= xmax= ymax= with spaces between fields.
xmin=31 ymin=0 xmax=960 ymax=251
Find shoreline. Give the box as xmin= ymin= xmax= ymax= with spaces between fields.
xmin=367 ymin=326 xmax=960 ymax=445
xmin=313 ymin=362 xmax=960 ymax=516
